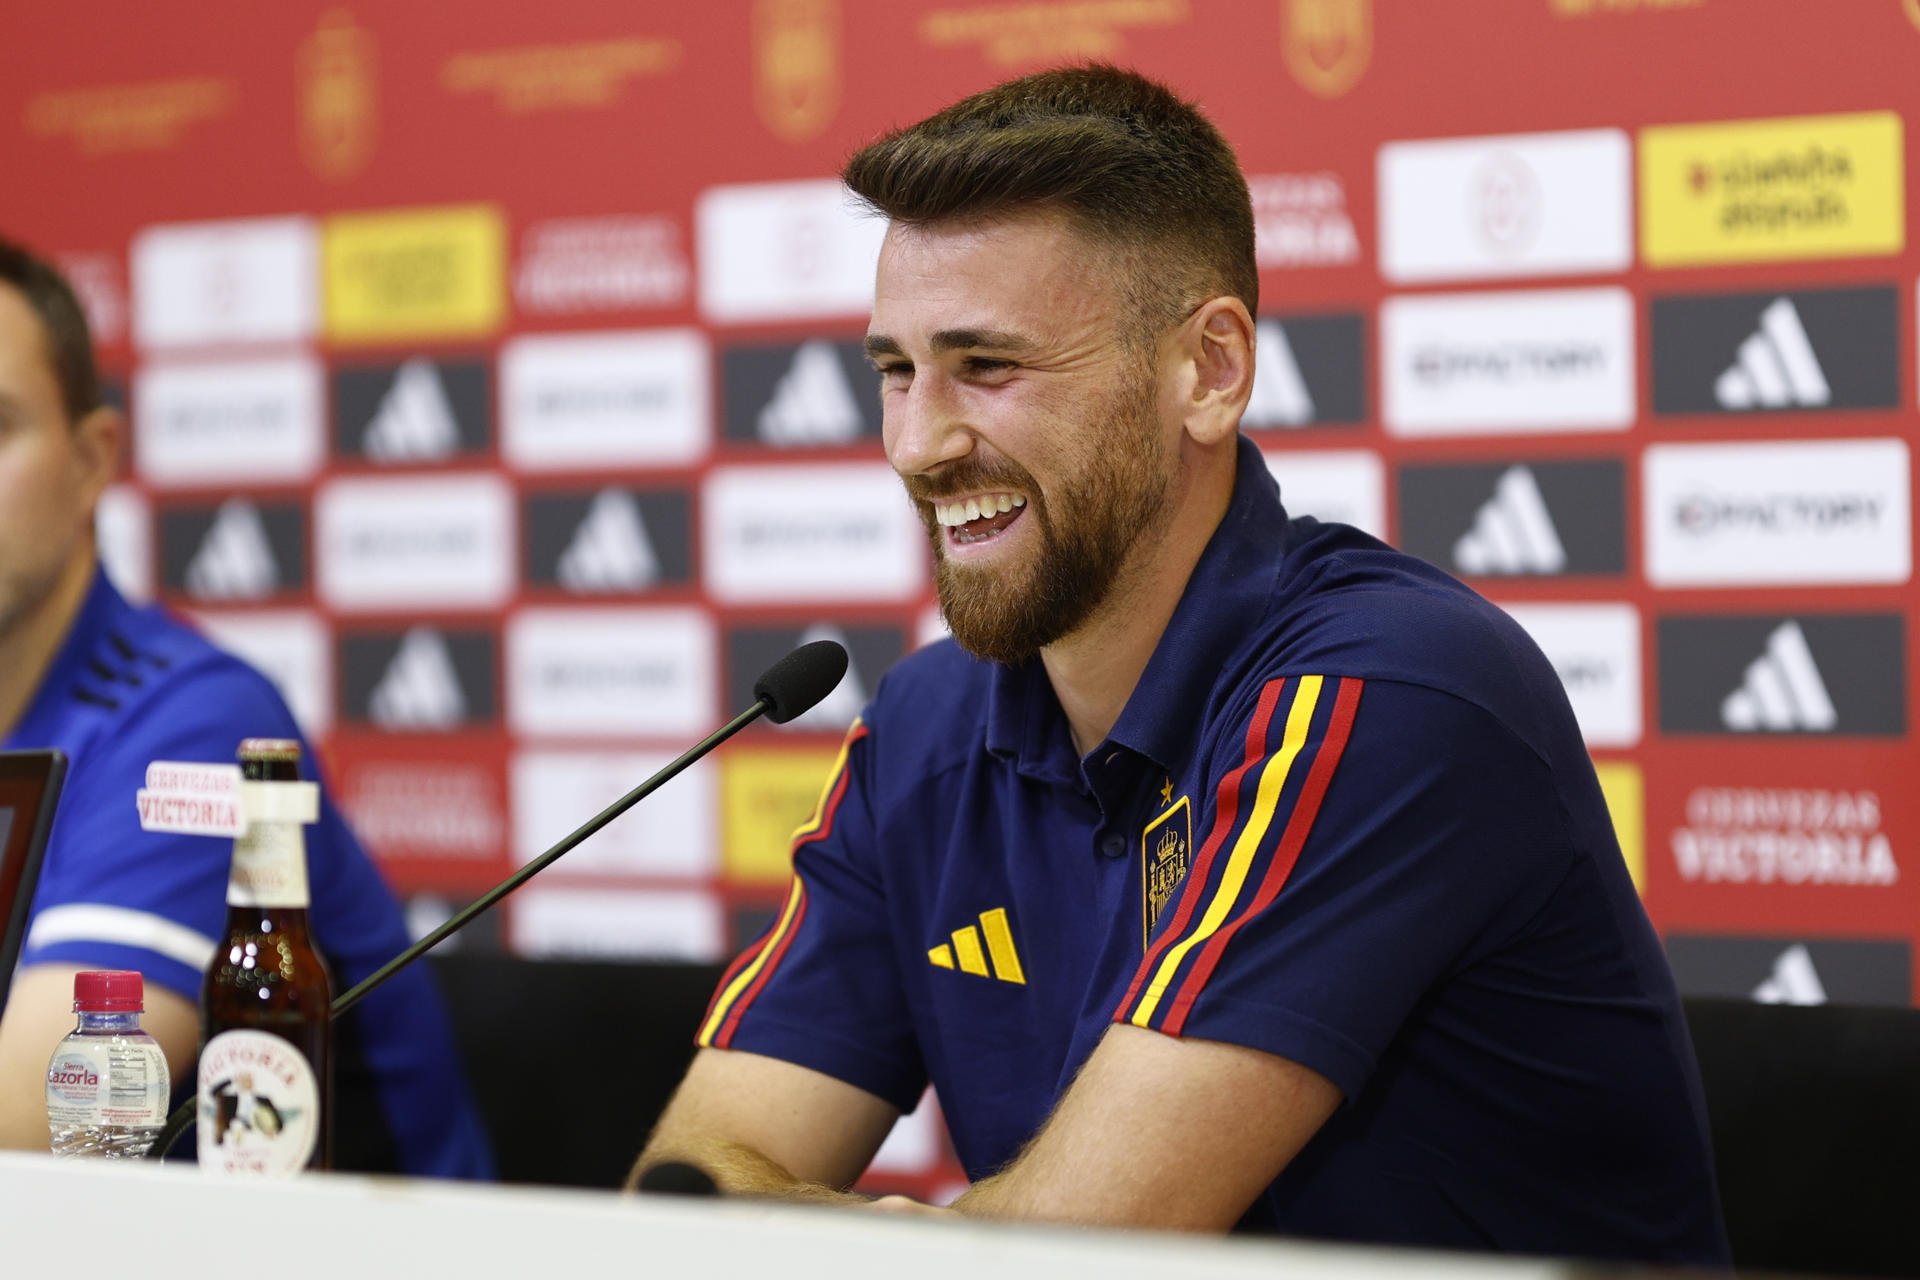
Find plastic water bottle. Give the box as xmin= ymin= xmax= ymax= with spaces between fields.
xmin=45 ymin=970 xmax=171 ymax=1157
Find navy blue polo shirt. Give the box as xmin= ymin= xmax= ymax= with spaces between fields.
xmin=701 ymin=436 xmax=1727 ymax=1265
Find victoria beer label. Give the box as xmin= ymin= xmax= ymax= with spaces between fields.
xmin=197 ymin=739 xmax=334 ymax=1176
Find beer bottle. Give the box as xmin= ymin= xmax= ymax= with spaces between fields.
xmin=197 ymin=738 xmax=332 ymax=1176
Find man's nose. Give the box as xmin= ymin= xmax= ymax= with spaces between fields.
xmin=883 ymin=371 xmax=973 ymax=478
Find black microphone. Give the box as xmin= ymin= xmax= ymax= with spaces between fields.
xmin=635 ymin=1160 xmax=720 ymax=1197
xmin=145 ymin=639 xmax=850 ymax=1160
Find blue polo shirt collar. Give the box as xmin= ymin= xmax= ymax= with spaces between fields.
xmin=983 ymin=435 xmax=1288 ymax=785
xmin=9 ymin=566 xmax=129 ymax=749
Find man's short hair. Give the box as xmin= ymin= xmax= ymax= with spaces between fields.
xmin=0 ymin=237 xmax=103 ymax=424
xmin=842 ymin=63 xmax=1257 ymax=341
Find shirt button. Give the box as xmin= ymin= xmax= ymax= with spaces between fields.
xmin=1099 ymin=833 xmax=1126 ymax=858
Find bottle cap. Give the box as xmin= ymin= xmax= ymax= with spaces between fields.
xmin=72 ymin=970 xmax=144 ymax=1013
xmin=238 ymin=738 xmax=302 ymax=762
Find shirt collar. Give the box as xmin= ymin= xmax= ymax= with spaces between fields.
xmin=982 ymin=435 xmax=1289 ymax=783
xmin=6 ymin=565 xmax=131 ymax=750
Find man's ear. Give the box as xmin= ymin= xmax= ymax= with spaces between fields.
xmin=71 ymin=405 xmax=124 ymax=507
xmin=1178 ymin=297 xmax=1255 ymax=447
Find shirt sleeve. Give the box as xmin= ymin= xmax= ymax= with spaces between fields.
xmin=22 ymin=662 xmax=300 ymax=1000
xmin=1113 ymin=674 xmax=1570 ymax=1103
xmin=694 ymin=717 xmax=927 ymax=1113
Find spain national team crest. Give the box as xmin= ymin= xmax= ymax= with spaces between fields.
xmin=297 ymin=9 xmax=377 ymax=182
xmin=1282 ymin=0 xmax=1372 ymax=99
xmin=754 ymin=0 xmax=840 ymax=143
xmin=1142 ymin=788 xmax=1192 ymax=950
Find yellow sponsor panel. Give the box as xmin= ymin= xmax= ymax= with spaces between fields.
xmin=1593 ymin=761 xmax=1644 ymax=893
xmin=722 ymin=747 xmax=844 ymax=884
xmin=323 ymin=204 xmax=505 ymax=342
xmin=1640 ymin=112 xmax=1904 ymax=266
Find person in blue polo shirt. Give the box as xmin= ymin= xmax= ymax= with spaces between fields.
xmin=632 ymin=67 xmax=1728 ymax=1264
xmin=0 ymin=239 xmax=490 ymax=1178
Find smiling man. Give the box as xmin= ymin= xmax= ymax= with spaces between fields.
xmin=632 ymin=66 xmax=1728 ymax=1264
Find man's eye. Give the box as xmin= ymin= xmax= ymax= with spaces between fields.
xmin=963 ymin=357 xmax=1015 ymax=375
xmin=873 ymin=362 xmax=912 ymax=383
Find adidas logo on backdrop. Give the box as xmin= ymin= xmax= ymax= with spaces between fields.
xmin=1452 ymin=466 xmax=1565 ymax=574
xmin=1651 ymin=285 xmax=1899 ymax=415
xmin=333 ymin=358 xmax=491 ymax=462
xmin=721 ymin=339 xmax=880 ymax=448
xmin=556 ymin=489 xmax=660 ymax=592
xmin=342 ymin=626 xmax=496 ymax=730
xmin=1241 ymin=313 xmax=1366 ymax=430
xmin=523 ymin=486 xmax=692 ymax=593
xmin=1751 ymin=944 xmax=1827 ymax=1006
xmin=368 ymin=628 xmax=467 ymax=729
xmin=1719 ymin=621 xmax=1835 ymax=733
xmin=160 ymin=498 xmax=306 ymax=601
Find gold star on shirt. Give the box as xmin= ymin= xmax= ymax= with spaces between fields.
xmin=1159 ymin=776 xmax=1174 ymax=807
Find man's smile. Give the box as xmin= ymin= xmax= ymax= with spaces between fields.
xmin=934 ymin=492 xmax=1029 ymax=545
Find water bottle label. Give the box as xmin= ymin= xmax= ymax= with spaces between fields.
xmin=196 ymin=1029 xmax=320 ymax=1178
xmin=46 ymin=1040 xmax=169 ymax=1128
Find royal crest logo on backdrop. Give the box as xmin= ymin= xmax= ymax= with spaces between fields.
xmin=755 ymin=0 xmax=840 ymax=142
xmin=297 ymin=9 xmax=377 ymax=182
xmin=1283 ymin=0 xmax=1371 ymax=98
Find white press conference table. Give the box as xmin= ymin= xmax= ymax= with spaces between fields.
xmin=0 ymin=1151 xmax=1575 ymax=1280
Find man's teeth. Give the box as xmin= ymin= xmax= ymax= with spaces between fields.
xmin=934 ymin=493 xmax=1026 ymax=527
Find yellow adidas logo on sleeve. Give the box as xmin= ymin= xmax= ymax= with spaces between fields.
xmin=929 ymin=907 xmax=1025 ymax=984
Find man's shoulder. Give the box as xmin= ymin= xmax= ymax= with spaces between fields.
xmin=54 ymin=601 xmax=299 ymax=766
xmin=1250 ymin=523 xmax=1573 ymax=754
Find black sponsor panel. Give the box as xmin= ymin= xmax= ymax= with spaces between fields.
xmin=339 ymin=627 xmax=498 ymax=728
xmin=1665 ymin=935 xmax=1912 ymax=1007
xmin=333 ymin=357 xmax=492 ymax=460
xmin=720 ymin=339 xmax=881 ymax=447
xmin=1650 ymin=285 xmax=1900 ymax=415
xmin=522 ymin=486 xmax=693 ymax=590
xmin=726 ymin=623 xmax=907 ymax=725
xmin=158 ymin=499 xmax=307 ymax=596
xmin=1244 ymin=311 xmax=1367 ymax=428
xmin=403 ymin=893 xmax=503 ymax=953
xmin=1397 ymin=458 xmax=1624 ymax=576
xmin=1657 ymin=613 xmax=1905 ymax=736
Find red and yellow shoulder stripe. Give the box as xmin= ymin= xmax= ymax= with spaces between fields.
xmin=1115 ymin=675 xmax=1363 ymax=1035
xmin=697 ymin=718 xmax=869 ymax=1049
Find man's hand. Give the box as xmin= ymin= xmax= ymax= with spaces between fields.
xmin=952 ymin=1024 xmax=1341 ymax=1231
xmin=0 ymin=964 xmax=200 ymax=1151
xmin=629 ymin=1047 xmax=899 ymax=1203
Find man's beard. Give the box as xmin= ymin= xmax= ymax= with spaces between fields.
xmin=909 ymin=377 xmax=1172 ymax=666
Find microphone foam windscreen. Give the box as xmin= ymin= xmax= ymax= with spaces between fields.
xmin=753 ymin=639 xmax=849 ymax=724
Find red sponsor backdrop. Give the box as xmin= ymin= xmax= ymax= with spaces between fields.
xmin=5 ymin=0 xmax=1920 ymax=1191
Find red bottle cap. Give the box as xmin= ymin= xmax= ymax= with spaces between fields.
xmin=72 ymin=970 xmax=144 ymax=1013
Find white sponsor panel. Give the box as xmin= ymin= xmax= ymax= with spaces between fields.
xmin=131 ymin=216 xmax=316 ymax=349
xmin=1673 ymin=787 xmax=1898 ymax=886
xmin=1498 ymin=603 xmax=1641 ymax=748
xmin=704 ymin=463 xmax=926 ymax=603
xmin=499 ymin=329 xmax=709 ymax=470
xmin=510 ymin=751 xmax=716 ymax=877
xmin=1378 ymin=129 xmax=1631 ymax=283
xmin=1382 ymin=287 xmax=1634 ymax=436
xmin=506 ymin=606 xmax=715 ymax=739
xmin=696 ymin=179 xmax=887 ymax=323
xmin=315 ymin=474 xmax=514 ymax=611
xmin=189 ymin=609 xmax=333 ymax=738
xmin=95 ymin=485 xmax=151 ymax=604
xmin=1645 ymin=439 xmax=1910 ymax=587
xmin=1249 ymin=173 xmax=1361 ymax=269
xmin=1261 ymin=449 xmax=1386 ymax=539
xmin=514 ymin=214 xmax=689 ymax=314
xmin=133 ymin=356 xmax=324 ymax=486
xmin=510 ymin=888 xmax=723 ymax=961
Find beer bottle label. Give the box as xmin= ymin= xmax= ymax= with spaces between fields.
xmin=226 ymin=822 xmax=311 ymax=908
xmin=196 ymin=1029 xmax=320 ymax=1177
xmin=47 ymin=1040 xmax=170 ymax=1128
